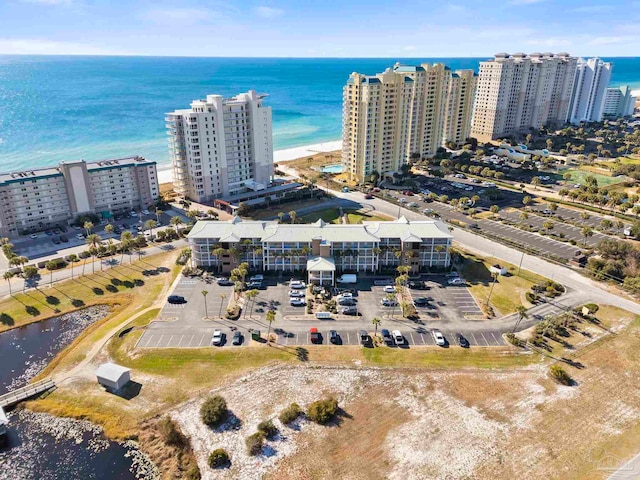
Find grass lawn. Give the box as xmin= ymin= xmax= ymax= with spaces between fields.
xmin=247 ymin=197 xmax=327 ymax=220
xmin=0 ymin=251 xmax=180 ymax=333
xmin=298 ymin=208 xmax=392 ymax=224
xmin=563 ymin=168 xmax=626 ymax=187
xmin=460 ymin=251 xmax=548 ymax=316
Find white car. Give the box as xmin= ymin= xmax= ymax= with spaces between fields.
xmin=432 ymin=329 xmax=446 ymax=346
xmin=383 ymin=285 xmax=396 ymax=293
xmin=399 ymin=198 xmax=407 ymax=203
xmin=337 ymin=292 xmax=353 ymax=299
xmin=392 ymin=330 xmax=404 ymax=345
xmin=29 ymin=233 xmax=38 ymax=239
xmin=289 ymin=280 xmax=306 ymax=289
xmin=289 ymin=290 xmax=305 ymax=297
xmin=141 ymin=209 xmax=150 ymax=215
xmin=211 ymin=329 xmax=223 ymax=346
xmin=76 ymin=233 xmax=85 ymax=240
xmin=423 ymin=208 xmax=434 ymax=215
xmin=290 ymin=298 xmax=306 ymax=306
xmin=447 ymin=277 xmax=464 ymax=285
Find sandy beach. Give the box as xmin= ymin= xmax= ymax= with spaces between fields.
xmin=156 ymin=140 xmax=342 ymax=184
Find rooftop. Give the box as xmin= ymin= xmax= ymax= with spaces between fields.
xmin=96 ymin=362 xmax=130 ymax=381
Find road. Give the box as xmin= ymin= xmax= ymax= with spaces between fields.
xmin=607 ymin=452 xmax=640 ymax=480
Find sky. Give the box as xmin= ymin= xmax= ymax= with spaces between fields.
xmin=0 ymin=0 xmax=639 ymax=57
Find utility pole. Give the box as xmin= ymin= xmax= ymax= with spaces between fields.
xmin=486 ymin=272 xmax=498 ymax=307
xmin=517 ymin=251 xmax=525 ymax=276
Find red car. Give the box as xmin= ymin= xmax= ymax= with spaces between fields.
xmin=310 ymin=327 xmax=321 ymax=344
xmin=403 ymin=190 xmax=414 ymax=196
xmin=364 ymin=194 xmax=373 ymax=199
xmin=372 ymin=187 xmax=380 ymax=192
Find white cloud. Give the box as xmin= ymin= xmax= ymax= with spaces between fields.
xmin=0 ymin=38 xmax=124 ymax=55
xmin=21 ymin=0 xmax=72 ymax=4
xmin=589 ymin=36 xmax=625 ymax=45
xmin=254 ymin=6 xmax=284 ymax=19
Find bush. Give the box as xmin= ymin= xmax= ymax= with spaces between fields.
xmin=279 ymin=403 xmax=302 ymax=425
xmin=505 ymin=333 xmax=524 ymax=347
xmin=159 ymin=416 xmax=185 ymax=447
xmin=245 ymin=432 xmax=265 ymax=456
xmin=257 ymin=419 xmax=278 ymax=439
xmin=583 ymin=303 xmax=599 ymax=314
xmin=549 ymin=365 xmax=572 ymax=385
xmin=200 ymin=396 xmax=228 ymax=427
xmin=525 ymin=291 xmax=538 ymax=304
xmin=208 ymin=448 xmax=229 ymax=468
xmin=306 ymin=397 xmax=338 ymax=425
xmin=225 ymin=304 xmax=241 ymax=320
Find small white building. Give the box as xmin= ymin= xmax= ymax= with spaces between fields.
xmin=96 ymin=363 xmax=131 ymax=391
xmin=0 ymin=407 xmax=8 ymax=436
xmin=490 ymin=264 xmax=508 ymax=276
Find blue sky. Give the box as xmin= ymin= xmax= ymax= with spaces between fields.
xmin=0 ymin=0 xmax=639 ymax=57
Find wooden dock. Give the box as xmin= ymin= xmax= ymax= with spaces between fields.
xmin=0 ymin=378 xmax=56 ymax=408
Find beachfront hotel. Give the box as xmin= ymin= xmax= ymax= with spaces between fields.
xmin=443 ymin=70 xmax=478 ymax=146
xmin=567 ymin=58 xmax=612 ymax=124
xmin=0 ymin=157 xmax=158 ymax=238
xmin=188 ymin=216 xmax=452 ymax=282
xmin=471 ymin=53 xmax=578 ymax=142
xmin=603 ymin=86 xmax=637 ymax=118
xmin=166 ymin=90 xmax=273 ymax=203
xmin=342 ymin=63 xmax=473 ymax=183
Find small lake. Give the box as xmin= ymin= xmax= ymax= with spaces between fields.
xmin=0 ymin=306 xmax=157 ymax=479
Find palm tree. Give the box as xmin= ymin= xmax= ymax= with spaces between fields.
xmin=266 ymin=309 xmax=276 ymax=344
xmin=45 ymin=260 xmax=57 ymax=287
xmin=3 ymin=271 xmax=14 ymax=295
xmin=385 ymin=292 xmax=397 ymax=318
xmin=519 ymin=211 xmax=529 ymax=225
xmin=579 ymin=211 xmax=590 ymax=225
xmin=513 ymin=305 xmax=528 ymax=333
xmin=581 ymin=226 xmax=594 ymax=244
xmin=277 ymin=212 xmax=285 ymax=223
xmin=522 ymin=196 xmax=531 ymax=209
xmin=542 ymin=221 xmax=554 ymax=233
xmin=219 ymin=293 xmax=227 ymax=318
xmin=120 ymin=231 xmax=133 ymax=265
xmin=105 ymin=224 xmax=114 ymax=242
xmin=86 ymin=234 xmax=102 ymax=273
xmin=201 ymin=290 xmax=209 ymax=318
xmin=144 ymin=219 xmax=158 ymax=239
xmin=155 ymin=208 xmax=163 ymax=223
xmin=68 ymin=253 xmax=78 ymax=278
xmin=83 ymin=221 xmax=94 ymax=237
xmin=490 ymin=205 xmax=500 ymax=218
xmin=170 ymin=216 xmax=183 ymax=234
xmin=471 ymin=195 xmax=480 ymax=206
xmin=244 ymin=289 xmax=259 ymax=319
xmin=372 ymin=317 xmax=381 ymax=336
xmin=289 ymin=210 xmax=297 ymax=224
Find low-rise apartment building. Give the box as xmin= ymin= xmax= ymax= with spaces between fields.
xmin=188 ymin=216 xmax=452 ymax=282
xmin=0 ymin=156 xmax=158 ymax=237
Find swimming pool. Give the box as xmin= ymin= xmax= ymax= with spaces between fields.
xmin=322 ymin=164 xmax=343 ymax=174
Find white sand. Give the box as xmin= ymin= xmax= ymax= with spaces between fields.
xmin=156 ymin=140 xmax=342 ymax=185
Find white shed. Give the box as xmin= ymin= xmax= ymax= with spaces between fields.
xmin=490 ymin=264 xmax=508 ymax=276
xmin=96 ymin=362 xmax=131 ymax=391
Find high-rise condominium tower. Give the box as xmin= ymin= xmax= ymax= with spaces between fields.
xmin=603 ymin=86 xmax=637 ymax=118
xmin=166 ymin=90 xmax=273 ymax=203
xmin=567 ymin=57 xmax=612 ymax=124
xmin=471 ymin=52 xmax=578 ymax=143
xmin=342 ymin=63 xmax=468 ymax=183
xmin=443 ymin=70 xmax=478 ymax=146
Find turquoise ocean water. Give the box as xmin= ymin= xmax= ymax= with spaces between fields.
xmin=0 ymin=56 xmax=638 ymax=172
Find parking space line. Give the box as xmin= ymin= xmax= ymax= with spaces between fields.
xmin=177 ymin=335 xmax=185 ymax=347
xmin=490 ymin=332 xmax=501 ymax=345
xmin=167 ymin=335 xmax=174 ymax=347
xmin=480 ymin=332 xmax=489 ymax=346
xmin=470 ymin=332 xmax=479 ymax=346
xmin=198 ymin=333 xmax=206 ymax=347
xmin=409 ymin=332 xmax=416 ymax=345
xmin=155 ymin=335 xmax=164 ymax=347
xmin=346 ymin=332 xmax=350 ymax=345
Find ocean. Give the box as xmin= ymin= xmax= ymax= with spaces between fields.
xmin=0 ymin=55 xmax=638 ymax=173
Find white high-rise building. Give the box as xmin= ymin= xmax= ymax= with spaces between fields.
xmin=603 ymin=86 xmax=637 ymax=118
xmin=342 ymin=63 xmax=465 ymax=183
xmin=166 ymin=90 xmax=273 ymax=203
xmin=567 ymin=58 xmax=612 ymax=124
xmin=471 ymin=53 xmax=578 ymax=142
xmin=443 ymin=70 xmax=478 ymax=146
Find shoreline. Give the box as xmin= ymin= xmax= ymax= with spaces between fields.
xmin=156 ymin=139 xmax=342 ymax=184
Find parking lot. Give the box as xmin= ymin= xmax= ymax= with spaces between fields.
xmin=136 ymin=272 xmax=501 ymax=348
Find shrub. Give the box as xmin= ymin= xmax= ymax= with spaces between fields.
xmin=208 ymin=448 xmax=229 ymax=468
xmin=279 ymin=403 xmax=302 ymax=425
xmin=306 ymin=397 xmax=338 ymax=425
xmin=402 ymin=303 xmax=419 ymax=320
xmin=480 ymin=303 xmax=495 ymax=318
xmin=159 ymin=416 xmax=185 ymax=447
xmin=225 ymin=305 xmax=241 ymax=320
xmin=245 ymin=432 xmax=265 ymax=456
xmin=257 ymin=419 xmax=278 ymax=439
xmin=200 ymin=396 xmax=228 ymax=427
xmin=583 ymin=303 xmax=599 ymax=314
xmin=525 ymin=291 xmax=538 ymax=304
xmin=549 ymin=365 xmax=572 ymax=385
xmin=505 ymin=333 xmax=524 ymax=347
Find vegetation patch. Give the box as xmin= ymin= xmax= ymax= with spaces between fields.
xmin=208 ymin=448 xmax=230 ymax=468
xmin=307 ymin=397 xmax=339 ymax=425
xmin=278 ymin=402 xmax=302 ymax=425
xmin=245 ymin=431 xmax=266 ymax=456
xmin=200 ymin=395 xmax=228 ymax=427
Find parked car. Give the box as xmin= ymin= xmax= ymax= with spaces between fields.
xmin=168 ymin=295 xmax=186 ymax=304
xmin=338 ymin=298 xmax=356 ymax=306
xmin=392 ymin=330 xmax=404 ymax=345
xmin=399 ymin=198 xmax=407 ymax=203
xmin=407 ymin=202 xmax=418 ymax=208
xmin=290 ymin=298 xmax=306 ymax=306
xmin=329 ymin=330 xmax=340 ymax=344
xmin=380 ymin=329 xmax=393 ymax=345
xmin=231 ymin=331 xmax=243 ymax=345
xmin=60 ymin=235 xmax=69 ymax=243
xmin=359 ymin=330 xmax=370 ymax=346
xmin=76 ymin=233 xmax=85 ymax=240
xmin=339 ymin=305 xmax=358 ymax=315
xmin=310 ymin=327 xmax=321 ymax=344
xmin=211 ymin=329 xmax=223 ymax=346
xmin=383 ymin=285 xmax=396 ymax=293
xmin=29 ymin=233 xmax=38 ymax=239
xmin=337 ymin=292 xmax=353 ymax=298
xmin=247 ymin=281 xmax=264 ymax=289
xmin=52 ymin=237 xmax=61 ymax=245
xmin=413 ymin=297 xmax=430 ymax=306
xmin=381 ymin=298 xmax=398 ymax=307
xmin=289 ymin=290 xmax=305 ymax=297
xmin=432 ymin=329 xmax=446 ymax=346
xmin=456 ymin=333 xmax=470 ymax=348
xmin=142 ymin=209 xmax=150 ymax=215
xmin=250 ymin=274 xmax=264 ymax=282
xmin=447 ymin=277 xmax=464 ymax=285
xmin=217 ymin=277 xmax=233 ymax=286
xmin=364 ymin=194 xmax=373 ymax=199
xmin=469 ymin=223 xmax=480 ymax=229
xmin=289 ymin=280 xmax=306 ymax=289
xmin=422 ymin=208 xmax=434 ymax=215
xmin=408 ymin=281 xmax=428 ymax=290
xmin=446 ymin=271 xmax=459 ymax=277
